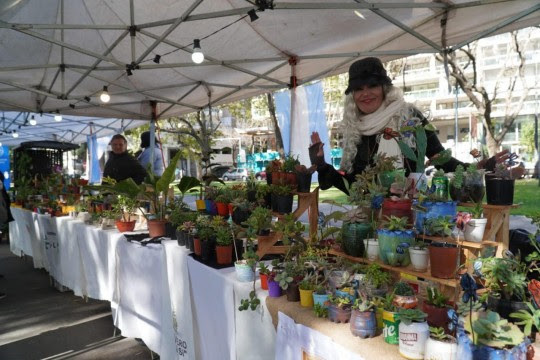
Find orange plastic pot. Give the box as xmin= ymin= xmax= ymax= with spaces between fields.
xmin=193 ymin=236 xmax=202 ymax=255
xmin=216 ymin=202 xmax=229 ymax=217
xmin=260 ymin=273 xmax=269 ymax=290
xmin=216 ymin=245 xmax=232 ymax=265
xmin=116 ymin=220 xmax=136 ymax=232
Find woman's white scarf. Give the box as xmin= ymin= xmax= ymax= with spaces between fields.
xmin=339 ymin=86 xmax=421 ymax=173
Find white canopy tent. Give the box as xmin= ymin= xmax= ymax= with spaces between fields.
xmin=0 ymin=0 xmax=538 ymax=146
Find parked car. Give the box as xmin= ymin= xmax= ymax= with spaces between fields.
xmin=221 ymin=168 xmax=248 ymax=181
xmin=255 ymin=171 xmax=266 ymax=181
xmin=210 ymin=165 xmax=231 ymax=178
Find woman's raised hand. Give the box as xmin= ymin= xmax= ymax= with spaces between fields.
xmin=309 ymin=132 xmax=325 ymax=166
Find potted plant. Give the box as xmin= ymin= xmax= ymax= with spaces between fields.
xmin=449 ymin=164 xmax=466 ymax=201
xmin=392 ymin=281 xmax=418 ymax=309
xmin=409 ymin=240 xmax=429 ymax=272
xmin=510 ymin=301 xmax=540 ymax=340
xmin=113 ymin=194 xmax=138 ymax=232
xmin=327 ymin=293 xmax=353 ymax=323
xmin=377 ymin=215 xmax=415 ymax=267
xmin=230 ymin=197 xmax=252 ymax=226
xmin=459 ymin=310 xmax=528 ymax=359
xmin=397 ymin=308 xmax=429 ymax=359
xmin=350 ymin=295 xmax=377 ymax=338
xmin=422 ymin=286 xmax=451 ymax=330
xmin=214 ymin=188 xmax=231 ymax=217
xmin=270 ymin=184 xmax=295 ymax=214
xmin=426 ymin=216 xmax=459 ymax=279
xmin=179 ymin=219 xmax=195 ymax=248
xmin=294 ymin=164 xmax=314 ymax=193
xmin=313 ymin=303 xmax=328 ymax=318
xmin=276 ymin=262 xmax=302 ymax=302
xmin=197 ymin=225 xmax=215 ymax=263
xmin=478 ymin=256 xmax=529 ymax=319
xmin=235 ymin=242 xmax=259 ymax=283
xmin=424 ymin=326 xmax=458 ymax=360
xmin=341 ymin=208 xmax=372 ymax=258
xmin=282 ymin=154 xmax=300 ymax=186
xmin=265 ymin=159 xmax=282 ymax=185
xmin=485 ymin=163 xmax=516 ymax=205
xmin=463 ymin=202 xmax=487 ymax=243
xmin=258 ymin=262 xmax=271 ymax=290
xmin=266 ymin=260 xmax=283 ymax=298
xmin=299 ymin=275 xmax=315 ymax=308
xmin=193 ymin=214 xmax=210 ymax=256
xmin=364 ymin=263 xmax=391 ymax=298
xmin=381 ymin=293 xmax=400 ymax=344
xmin=463 ymin=163 xmax=485 ymax=203
xmin=215 ymin=223 xmax=233 ymax=265
xmin=414 ymin=196 xmax=458 ymax=235
xmin=373 ymin=153 xmax=401 ymax=190
xmin=244 ymin=206 xmax=272 ymax=237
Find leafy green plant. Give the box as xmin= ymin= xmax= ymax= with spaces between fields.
xmin=176 ymin=176 xmax=201 ymax=205
xmin=397 ymin=308 xmax=427 ymax=325
xmin=510 ymin=302 xmax=540 ymax=337
xmin=352 ymin=296 xmax=375 ymax=312
xmin=271 ymin=184 xmax=294 ymax=196
xmin=273 ymin=213 xmax=305 ymax=245
xmin=258 ymin=263 xmax=271 ymax=276
xmin=394 ymin=281 xmax=414 ymax=296
xmin=282 ymin=154 xmax=300 ymax=173
xmin=299 ymin=277 xmax=315 ymax=291
xmin=364 ymin=264 xmax=391 ymax=289
xmin=396 ymin=123 xmax=429 ymax=173
xmin=381 ymin=293 xmax=396 ymax=312
xmin=383 ymin=215 xmax=409 ymax=231
xmin=425 ymin=287 xmax=449 ymax=308
xmin=433 ymin=169 xmax=445 ymax=178
xmin=314 ymin=303 xmax=328 ymax=318
xmin=275 ymin=271 xmax=294 ymax=290
xmin=452 ymin=165 xmax=465 ymax=189
xmin=424 ymin=215 xmax=455 ymax=237
xmin=327 ymin=294 xmax=352 ymax=309
xmin=239 ymin=291 xmax=261 ymax=311
xmin=215 ymin=225 xmax=233 ymax=246
xmin=493 ymin=163 xmax=512 ymax=180
xmin=244 ymin=206 xmax=272 ymax=235
xmin=470 ymin=201 xmax=484 ymax=219
xmin=466 ymin=310 xmax=525 ymax=348
xmin=429 ymin=326 xmax=454 ymax=342
xmin=478 ymin=257 xmax=528 ymax=301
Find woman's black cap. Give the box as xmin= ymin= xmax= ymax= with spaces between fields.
xmin=344 ymin=57 xmax=392 ymax=94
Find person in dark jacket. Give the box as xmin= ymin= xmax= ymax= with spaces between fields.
xmin=309 ymin=57 xmax=509 ymax=194
xmin=0 ymin=170 xmax=12 ymax=299
xmin=103 ymin=134 xmax=147 ymax=184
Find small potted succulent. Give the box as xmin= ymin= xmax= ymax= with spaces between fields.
xmin=113 ymin=194 xmax=138 ymax=232
xmin=462 ymin=202 xmax=487 ymax=243
xmin=397 ymin=308 xmax=429 ymax=360
xmin=298 ymin=275 xmax=315 ymax=308
xmin=377 ymin=215 xmax=415 ymax=267
xmin=258 ymin=262 xmax=271 ymax=290
xmin=350 ymin=295 xmax=377 ymax=338
xmin=409 ymin=240 xmax=429 ymax=272
xmin=327 ymin=293 xmax=353 ymax=323
xmin=215 ymin=223 xmax=233 ymax=265
xmin=422 ymin=286 xmax=451 ymax=331
xmin=426 ymin=216 xmax=459 ymax=279
xmin=364 ymin=263 xmax=391 ymax=298
xmin=392 ymin=281 xmax=418 ymax=309
xmin=424 ymin=326 xmax=457 ymax=360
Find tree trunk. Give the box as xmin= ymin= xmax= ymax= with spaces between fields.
xmin=485 ymin=132 xmax=499 ymax=157
xmin=266 ymin=92 xmax=285 ymax=158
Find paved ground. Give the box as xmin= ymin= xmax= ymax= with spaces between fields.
xmin=0 ymin=240 xmax=154 ymax=360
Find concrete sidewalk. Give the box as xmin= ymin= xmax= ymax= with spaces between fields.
xmin=0 ymin=240 xmax=153 ymax=360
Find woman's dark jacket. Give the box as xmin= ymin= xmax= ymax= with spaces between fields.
xmin=317 ymin=116 xmax=464 ymax=194
xmin=103 ymin=151 xmax=148 ymax=184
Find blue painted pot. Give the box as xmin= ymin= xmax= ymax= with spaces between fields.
xmin=414 ymin=200 xmax=457 ymax=234
xmin=235 ymin=262 xmax=255 ymax=282
xmin=456 ymin=326 xmax=530 ymax=360
xmin=377 ymin=229 xmax=415 ymax=267
xmin=205 ymin=200 xmax=217 ymax=215
xmin=350 ymin=309 xmax=377 ymax=338
xmin=335 ymin=289 xmax=356 ymax=303
xmin=313 ymin=293 xmax=329 ymax=307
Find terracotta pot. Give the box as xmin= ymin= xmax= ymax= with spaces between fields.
xmin=115 ymin=220 xmax=136 ymax=232
xmin=429 ymin=243 xmax=459 ymax=279
xmin=260 ymin=273 xmax=269 ymax=290
xmin=215 ymin=244 xmax=232 ymax=265
xmin=216 ymin=202 xmax=229 ymax=217
xmin=147 ymin=219 xmax=167 ymax=237
xmin=272 ymin=171 xmax=286 ymax=185
xmin=285 ymin=172 xmax=297 ymax=186
xmin=193 ymin=236 xmax=202 ymax=255
xmin=422 ymin=302 xmax=450 ymax=331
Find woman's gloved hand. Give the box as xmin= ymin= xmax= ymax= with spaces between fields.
xmin=478 ymin=149 xmax=511 ymax=171
xmin=309 ymin=132 xmax=326 ymax=167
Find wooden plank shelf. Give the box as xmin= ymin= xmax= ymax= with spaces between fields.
xmin=328 ymin=249 xmax=459 ymax=288
xmin=417 ymin=235 xmax=500 ymax=249
xmin=458 ymin=202 xmax=519 ymax=209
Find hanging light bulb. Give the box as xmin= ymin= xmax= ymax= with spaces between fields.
xmin=12 ymin=131 xmax=18 ymax=138
xmin=54 ymin=111 xmax=62 ymax=122
xmin=191 ymin=39 xmax=204 ymax=64
xmin=100 ymin=86 xmax=110 ymax=103
xmin=29 ymin=115 xmax=37 ymax=126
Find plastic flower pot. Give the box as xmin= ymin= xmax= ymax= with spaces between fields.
xmin=286 ymin=282 xmax=300 ymax=302
xmin=296 ymin=173 xmax=312 ymax=193
xmin=377 ymin=229 xmax=415 ymax=267
xmin=414 ymin=200 xmax=457 ymax=234
xmin=215 ymin=244 xmax=232 ymax=265
xmin=487 ymin=294 xmax=529 ymax=320
xmin=165 ymin=221 xmax=176 ymax=239
xmin=115 ymin=220 xmax=136 ymax=233
xmin=147 ymin=219 xmax=167 ymax=237
xmin=424 ymin=336 xmax=457 ymax=360
xmin=200 ymin=239 xmax=215 ymax=263
xmin=299 ymin=288 xmax=314 ymax=307
xmin=195 ymin=199 xmax=206 ymax=212
xmin=267 ymin=280 xmax=282 ymax=297
xmin=464 ymin=218 xmax=488 ymax=243
xmin=363 ymin=238 xmax=379 ymax=261
xmin=485 ymin=177 xmax=515 ymax=205
xmin=382 ymin=310 xmax=400 ymax=344
xmin=216 ymin=202 xmax=229 ymax=217
xmin=193 ymin=236 xmax=202 ymax=256
xmin=231 ymin=208 xmax=250 ymax=225
xmin=399 ymin=321 xmax=429 ymax=359
xmin=422 ymin=302 xmax=450 ymax=331
xmin=328 ymin=304 xmax=352 ymax=323
xmin=235 ymin=261 xmax=255 ymax=282
xmin=276 ymin=194 xmax=293 ymax=214
xmin=176 ymin=230 xmax=186 ymax=246
xmin=429 ymin=243 xmax=458 ymax=279
xmin=312 ymin=293 xmax=329 ymax=307
xmin=350 ymin=310 xmax=377 ymax=338
xmin=259 ymin=273 xmax=269 ymax=290
xmin=382 ymin=198 xmax=413 ymax=225
xmin=204 ymin=200 xmax=217 ymax=215
xmin=409 ymin=247 xmax=429 ymax=272
xmin=456 ymin=326 xmax=531 ymax=360
xmin=393 ymin=295 xmax=418 ymax=310
xmin=341 ymin=222 xmax=372 ymax=257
